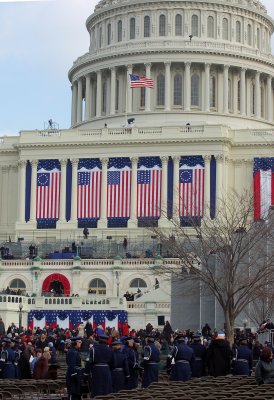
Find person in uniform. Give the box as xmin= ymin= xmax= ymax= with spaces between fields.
xmin=232 ymin=336 xmax=253 ymax=376
xmin=110 ymin=340 xmax=130 ymax=393
xmin=66 ymin=336 xmax=83 ymax=400
xmin=206 ymin=332 xmax=232 ymax=377
xmin=141 ymin=334 xmax=161 ymax=388
xmin=189 ymin=334 xmax=206 ymax=377
xmin=123 ymin=337 xmax=139 ymax=389
xmin=167 ymin=333 xmax=195 ymax=382
xmin=1 ymin=338 xmax=16 ymax=379
xmin=85 ymin=334 xmax=114 ymax=398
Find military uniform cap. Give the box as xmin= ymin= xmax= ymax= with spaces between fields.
xmin=98 ymin=334 xmax=109 ymax=340
xmin=110 ymin=340 xmax=122 ymax=346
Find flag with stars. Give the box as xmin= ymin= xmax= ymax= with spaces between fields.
xmin=137 ymin=157 xmax=162 ymax=218
xmin=77 ymin=159 xmax=102 ymax=219
xmin=107 ymin=158 xmax=131 ymax=218
xmin=254 ymin=157 xmax=274 ymax=220
xmin=179 ymin=156 xmax=205 ymax=217
xmin=36 ymin=160 xmax=61 ymax=220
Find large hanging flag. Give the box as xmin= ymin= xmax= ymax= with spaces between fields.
xmin=77 ymin=159 xmax=102 ymax=219
xmin=254 ymin=157 xmax=274 ymax=220
xmin=179 ymin=156 xmax=205 ymax=217
xmin=137 ymin=157 xmax=162 ymax=218
xmin=107 ymin=158 xmax=131 ymax=218
xmin=36 ymin=160 xmax=61 ymax=219
xmin=130 ymin=74 xmax=154 ymax=88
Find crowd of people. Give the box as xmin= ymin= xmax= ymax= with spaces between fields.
xmin=0 ymin=319 xmax=274 ymax=399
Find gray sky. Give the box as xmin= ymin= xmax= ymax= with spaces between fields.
xmin=0 ymin=0 xmax=274 ymax=135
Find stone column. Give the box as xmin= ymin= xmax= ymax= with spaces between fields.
xmin=84 ymin=74 xmax=91 ymax=121
xmin=59 ymin=159 xmax=67 ymax=222
xmin=215 ymin=155 xmax=224 ymax=214
xmin=96 ymin=70 xmax=102 ymax=118
xmin=18 ymin=160 xmax=27 ymax=223
xmin=204 ymin=155 xmax=211 ymax=216
xmin=71 ymin=81 xmax=78 ymax=126
xmin=1 ymin=166 xmax=9 ymax=226
xmin=255 ymin=71 xmax=261 ymax=119
xmin=97 ymin=157 xmax=108 ymax=229
xmin=165 ymin=62 xmax=171 ymax=111
xmin=204 ymin=63 xmax=211 ymax=112
xmin=70 ymin=158 xmax=79 ymax=223
xmin=184 ymin=62 xmax=191 ymax=111
xmin=30 ymin=160 xmax=38 ymax=222
xmin=159 ymin=156 xmax=169 ymax=227
xmin=223 ymin=65 xmax=229 ymax=114
xmin=145 ymin=63 xmax=151 ymax=112
xmin=77 ymin=79 xmax=83 ymax=124
xmin=110 ymin=67 xmax=116 ymax=115
xmin=240 ymin=68 xmax=246 ymax=116
xmin=267 ymin=74 xmax=273 ymax=122
xmin=172 ymin=156 xmax=180 ymax=221
xmin=128 ymin=156 xmax=138 ymax=227
xmin=127 ymin=65 xmax=133 ymax=113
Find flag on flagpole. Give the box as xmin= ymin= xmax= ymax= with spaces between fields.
xmin=254 ymin=157 xmax=274 ymax=220
xmin=130 ymin=74 xmax=154 ymax=88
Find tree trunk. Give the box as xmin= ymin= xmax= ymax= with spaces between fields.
xmin=224 ymin=308 xmax=234 ymax=346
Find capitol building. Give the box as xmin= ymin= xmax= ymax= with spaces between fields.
xmin=0 ymin=0 xmax=273 ymax=332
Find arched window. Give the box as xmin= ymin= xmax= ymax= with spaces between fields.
xmin=99 ymin=26 xmax=102 ymax=48
xmin=251 ymin=82 xmax=255 ymax=115
xmin=10 ymin=279 xmax=26 ymax=289
xmin=191 ymin=74 xmax=199 ymax=106
xmin=210 ymin=76 xmax=216 ymax=108
xmin=175 ymin=14 xmax=182 ymax=36
xmin=228 ymin=78 xmax=232 ymax=111
xmin=130 ymin=17 xmax=135 ymax=40
xmin=144 ymin=16 xmax=150 ymax=37
xmin=102 ymin=81 xmax=107 ymax=113
xmin=140 ymin=87 xmax=145 ymax=107
xmin=236 ymin=21 xmax=241 ymax=43
xmin=115 ymin=79 xmax=119 ymax=111
xmin=247 ymin=24 xmax=252 ymax=46
xmin=222 ymin=18 xmax=228 ymax=40
xmin=173 ymin=74 xmax=182 ymax=106
xmin=157 ymin=74 xmax=165 ymax=106
xmin=191 ymin=15 xmax=199 ymax=37
xmin=117 ymin=20 xmax=122 ymax=42
xmin=257 ymin=28 xmax=261 ymax=49
xmin=89 ymin=278 xmax=106 ymax=295
xmin=237 ymin=80 xmax=241 ymax=111
xmin=107 ymin=23 xmax=111 ymax=45
xmin=207 ymin=16 xmax=214 ymax=38
xmin=159 ymin=14 xmax=166 ymax=36
xmin=130 ymin=278 xmax=147 ymax=288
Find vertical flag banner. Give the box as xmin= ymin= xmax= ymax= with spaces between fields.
xmin=137 ymin=157 xmax=162 ymax=218
xmin=179 ymin=156 xmax=205 ymax=218
xmin=254 ymin=157 xmax=274 ymax=220
xmin=77 ymin=159 xmax=102 ymax=220
xmin=36 ymin=160 xmax=61 ymax=220
xmin=107 ymin=158 xmax=131 ymax=219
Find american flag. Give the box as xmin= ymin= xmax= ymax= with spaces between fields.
xmin=77 ymin=159 xmax=102 ymax=219
xmin=137 ymin=157 xmax=162 ymax=218
xmin=130 ymin=74 xmax=154 ymax=88
xmin=254 ymin=157 xmax=274 ymax=220
xmin=36 ymin=160 xmax=60 ymax=219
xmin=107 ymin=158 xmax=131 ymax=218
xmin=179 ymin=156 xmax=205 ymax=217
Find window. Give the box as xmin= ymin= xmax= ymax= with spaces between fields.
xmin=140 ymin=87 xmax=145 ymax=107
xmin=130 ymin=278 xmax=147 ymax=288
xmin=89 ymin=278 xmax=106 ymax=295
xmin=191 ymin=74 xmax=199 ymax=106
xmin=144 ymin=16 xmax=150 ymax=37
xmin=130 ymin=17 xmax=135 ymax=39
xmin=157 ymin=74 xmax=165 ymax=106
xmin=175 ymin=14 xmax=182 ymax=36
xmin=236 ymin=21 xmax=241 ymax=43
xmin=191 ymin=15 xmax=199 ymax=37
xmin=99 ymin=26 xmax=102 ymax=48
xmin=173 ymin=74 xmax=182 ymax=106
xmin=207 ymin=16 xmax=214 ymax=38
xmin=10 ymin=279 xmax=26 ymax=289
xmin=251 ymin=83 xmax=255 ymax=115
xmin=159 ymin=14 xmax=166 ymax=36
xmin=102 ymin=81 xmax=107 ymax=113
xmin=117 ymin=20 xmax=122 ymax=42
xmin=107 ymin=23 xmax=111 ymax=45
xmin=115 ymin=79 xmax=119 ymax=111
xmin=210 ymin=76 xmax=216 ymax=108
xmin=222 ymin=18 xmax=228 ymax=40
xmin=257 ymin=28 xmax=260 ymax=49
xmin=247 ymin=24 xmax=252 ymax=46
xmin=237 ymin=80 xmax=241 ymax=111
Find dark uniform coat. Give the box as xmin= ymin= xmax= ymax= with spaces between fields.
xmin=206 ymin=339 xmax=232 ymax=377
xmin=232 ymin=344 xmax=253 ymax=376
xmin=112 ymin=350 xmax=130 ymax=393
xmin=189 ymin=341 xmax=206 ymax=377
xmin=1 ymin=347 xmax=16 ymax=379
xmin=141 ymin=343 xmax=160 ymax=388
xmin=123 ymin=345 xmax=139 ymax=389
xmin=66 ymin=347 xmax=82 ymax=400
xmin=168 ymin=342 xmax=195 ymax=382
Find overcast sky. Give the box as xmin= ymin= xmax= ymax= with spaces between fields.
xmin=0 ymin=0 xmax=274 ymax=136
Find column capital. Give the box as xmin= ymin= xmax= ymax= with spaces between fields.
xmin=205 ymin=63 xmax=211 ymax=69
xmin=100 ymin=157 xmax=108 ymax=166
xmin=71 ymin=158 xmax=79 ymax=166
xmin=18 ymin=160 xmax=27 ymax=168
xmin=241 ymin=67 xmax=247 ymax=73
xmin=30 ymin=160 xmax=38 ymax=167
xmin=203 ymin=155 xmax=211 ymax=162
xmin=185 ymin=62 xmax=191 ymax=68
xmin=215 ymin=154 xmax=225 ymax=163
xmin=223 ymin=64 xmax=230 ymax=70
xmin=110 ymin=66 xmax=116 ymax=72
xmin=164 ymin=61 xmax=171 ymax=67
xmin=60 ymin=159 xmax=67 ymax=166
xmin=267 ymin=74 xmax=272 ymax=81
xmin=145 ymin=63 xmax=152 ymax=68
xmin=172 ymin=155 xmax=180 ymax=163
xmin=161 ymin=156 xmax=169 ymax=165
xmin=127 ymin=64 xmax=133 ymax=71
xmin=84 ymin=73 xmax=91 ymax=80
xmin=130 ymin=156 xmax=138 ymax=164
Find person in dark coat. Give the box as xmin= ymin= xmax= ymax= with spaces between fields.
xmin=0 ymin=318 xmax=5 ymax=336
xmin=255 ymin=346 xmax=274 ymax=384
xmin=189 ymin=334 xmax=206 ymax=377
xmin=162 ymin=321 xmax=173 ymax=344
xmin=206 ymin=332 xmax=232 ymax=377
xmin=110 ymin=340 xmax=130 ymax=393
xmin=66 ymin=337 xmax=82 ymax=400
xmin=232 ymin=336 xmax=253 ymax=376
xmin=84 ymin=322 xmax=93 ymax=339
xmin=85 ymin=334 xmax=114 ymax=398
xmin=123 ymin=337 xmax=139 ymax=389
xmin=202 ymin=323 xmax=211 ymax=339
xmin=141 ymin=335 xmax=160 ymax=388
xmin=1 ymin=338 xmax=16 ymax=379
xmin=167 ymin=334 xmax=195 ymax=382
xmin=17 ymin=346 xmax=32 ymax=379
